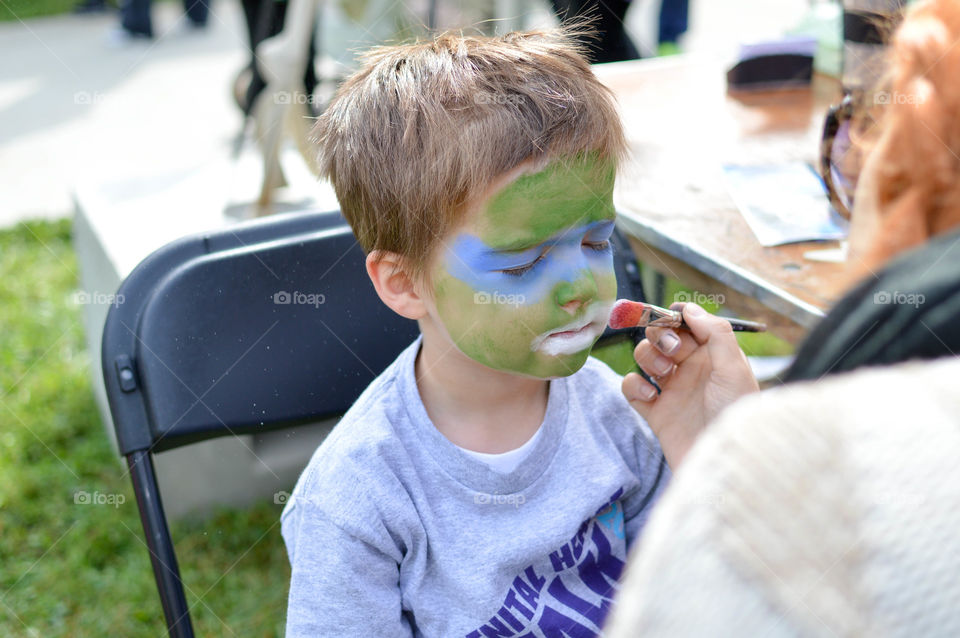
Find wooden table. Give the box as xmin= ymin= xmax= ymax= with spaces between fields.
xmin=595 ymin=55 xmax=847 ymax=343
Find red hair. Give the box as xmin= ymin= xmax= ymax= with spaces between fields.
xmin=864 ymin=0 xmax=960 ymax=268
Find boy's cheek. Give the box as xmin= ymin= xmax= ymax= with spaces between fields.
xmin=433 ymin=274 xmax=557 ymax=349
xmin=597 ymin=269 xmax=618 ymax=302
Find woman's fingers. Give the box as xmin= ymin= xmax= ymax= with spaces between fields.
xmin=632 ymin=339 xmax=676 ymax=381
xmin=642 ymin=326 xmax=698 ymax=363
xmin=677 ymin=303 xmax=750 ymax=374
xmin=623 ymin=372 xmax=658 ymax=402
xmin=622 ymin=372 xmax=658 ymax=423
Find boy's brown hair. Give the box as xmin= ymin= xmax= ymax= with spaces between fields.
xmin=311 ymin=26 xmax=627 ymax=279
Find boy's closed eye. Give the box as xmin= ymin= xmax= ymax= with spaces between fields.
xmin=497 ymin=222 xmax=613 ymax=277
xmin=500 ymin=251 xmax=547 ymax=277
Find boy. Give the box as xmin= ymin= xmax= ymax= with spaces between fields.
xmin=282 ymin=27 xmax=671 ymax=637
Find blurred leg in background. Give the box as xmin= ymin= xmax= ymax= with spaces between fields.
xmin=184 ymin=0 xmax=210 ymax=28
xmin=657 ymin=0 xmax=689 ymax=55
xmin=237 ymin=0 xmax=318 ymax=117
xmin=119 ymin=0 xmax=210 ymax=38
xmin=120 ymin=0 xmax=153 ymax=37
xmin=74 ymin=0 xmax=109 ymax=14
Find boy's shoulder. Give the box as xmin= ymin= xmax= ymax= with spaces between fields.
xmin=285 ymin=342 xmax=418 ymax=518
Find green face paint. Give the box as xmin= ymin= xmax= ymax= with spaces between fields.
xmin=428 ymin=155 xmax=618 ymax=378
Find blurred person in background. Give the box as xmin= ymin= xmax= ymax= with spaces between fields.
xmin=115 ymin=0 xmax=209 ymax=40
xmin=657 ymin=0 xmax=688 ymax=55
xmin=550 ymin=0 xmax=640 ymax=63
xmin=74 ymin=0 xmax=108 ymax=14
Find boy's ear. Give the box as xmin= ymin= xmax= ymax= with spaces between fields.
xmin=365 ymin=251 xmax=429 ymax=320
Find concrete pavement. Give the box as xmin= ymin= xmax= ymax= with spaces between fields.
xmin=0 ymin=1 xmax=248 ymax=227
xmin=0 ymin=0 xmax=808 ymax=229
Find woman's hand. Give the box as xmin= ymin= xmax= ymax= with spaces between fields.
xmin=622 ymin=303 xmax=759 ymax=468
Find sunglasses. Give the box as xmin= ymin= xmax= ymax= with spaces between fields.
xmin=819 ymin=94 xmax=857 ymax=220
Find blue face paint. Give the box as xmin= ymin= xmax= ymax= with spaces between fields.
xmin=444 ymin=220 xmax=616 ymax=306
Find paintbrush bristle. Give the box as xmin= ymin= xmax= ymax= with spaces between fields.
xmin=608 ymin=299 xmax=648 ymax=330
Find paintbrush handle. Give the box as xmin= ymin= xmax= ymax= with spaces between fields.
xmin=680 ymin=316 xmax=767 ymax=333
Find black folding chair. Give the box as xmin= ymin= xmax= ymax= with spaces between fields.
xmin=101 ymin=209 xmax=644 ymax=637
xmin=101 ymin=210 xmax=419 ymax=637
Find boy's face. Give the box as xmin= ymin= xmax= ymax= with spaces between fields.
xmin=425 ymin=155 xmax=618 ymax=378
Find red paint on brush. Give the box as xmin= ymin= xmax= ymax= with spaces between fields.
xmin=608 ymin=299 xmax=649 ymax=330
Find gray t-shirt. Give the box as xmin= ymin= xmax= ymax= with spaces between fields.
xmin=281 ymin=336 xmax=669 ymax=637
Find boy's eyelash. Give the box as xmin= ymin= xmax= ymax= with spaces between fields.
xmin=500 ymin=253 xmax=545 ymax=277
xmin=498 ymin=240 xmax=611 ymax=276
xmin=583 ymin=240 xmax=611 ymax=252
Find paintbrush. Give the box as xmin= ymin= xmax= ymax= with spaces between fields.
xmin=608 ymin=299 xmax=767 ymax=333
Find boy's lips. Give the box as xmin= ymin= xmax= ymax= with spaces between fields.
xmin=529 ymin=302 xmax=613 ymax=355
xmin=550 ymin=324 xmax=592 ymax=338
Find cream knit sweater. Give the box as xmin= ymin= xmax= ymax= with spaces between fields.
xmin=606 ymin=356 xmax=960 ymax=638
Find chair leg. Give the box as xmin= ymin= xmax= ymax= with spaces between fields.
xmin=127 ymin=450 xmax=195 ymax=638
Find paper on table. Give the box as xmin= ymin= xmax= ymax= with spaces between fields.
xmin=723 ymin=163 xmax=849 ymax=246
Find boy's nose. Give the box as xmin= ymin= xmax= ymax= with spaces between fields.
xmin=561 ymin=300 xmax=582 ymax=315
xmin=555 ymin=270 xmax=598 ymax=315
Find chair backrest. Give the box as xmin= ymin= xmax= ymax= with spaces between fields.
xmin=103 ymin=210 xmax=419 ymax=455
xmin=101 ymin=210 xmax=419 ymax=637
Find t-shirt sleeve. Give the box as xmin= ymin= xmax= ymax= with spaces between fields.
xmin=282 ymin=499 xmax=412 ymax=637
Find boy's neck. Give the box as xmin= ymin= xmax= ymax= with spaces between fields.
xmin=414 ymin=332 xmax=549 ymax=455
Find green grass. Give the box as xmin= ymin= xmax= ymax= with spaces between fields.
xmin=0 ymin=219 xmax=289 ymax=637
xmin=0 ymin=0 xmax=78 ymax=21
xmin=0 ymin=0 xmax=185 ymax=21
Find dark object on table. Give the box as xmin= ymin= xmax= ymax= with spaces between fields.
xmin=727 ymin=36 xmax=816 ymax=92
xmin=842 ymin=0 xmax=907 ymax=93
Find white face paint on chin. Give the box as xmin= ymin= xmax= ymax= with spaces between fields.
xmin=529 ymin=301 xmax=613 ymax=356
